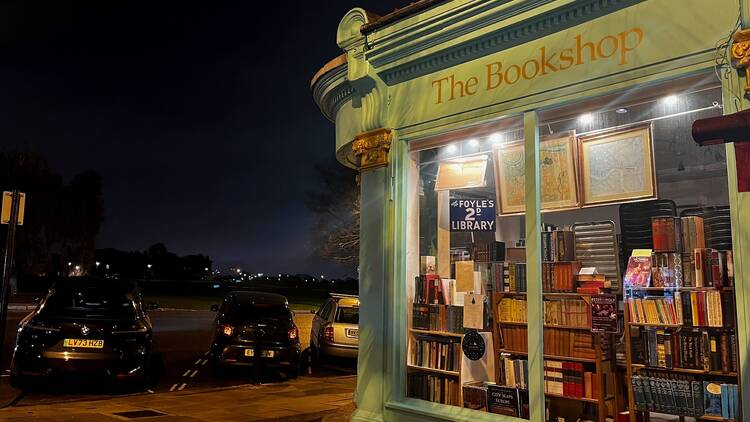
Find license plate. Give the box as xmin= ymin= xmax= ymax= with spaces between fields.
xmin=261 ymin=350 xmax=275 ymax=358
xmin=346 ymin=328 xmax=359 ymax=339
xmin=63 ymin=339 xmax=104 ymax=348
xmin=244 ymin=349 xmax=255 ymax=357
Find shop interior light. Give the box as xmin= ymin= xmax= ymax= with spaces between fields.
xmin=578 ymin=113 xmax=594 ymax=124
xmin=662 ymin=95 xmax=679 ymax=106
xmin=489 ymin=133 xmax=503 ymax=144
xmin=445 ymin=144 xmax=458 ymax=153
xmin=467 ymin=138 xmax=479 ymax=147
xmin=615 ymin=108 xmax=628 ymax=114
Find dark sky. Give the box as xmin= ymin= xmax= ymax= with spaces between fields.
xmin=0 ymin=1 xmax=406 ymax=277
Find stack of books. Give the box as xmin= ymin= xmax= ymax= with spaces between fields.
xmin=412 ymin=303 xmax=464 ymax=333
xmin=409 ymin=335 xmax=461 ymax=371
xmin=407 ymin=373 xmax=460 ymax=406
xmin=497 ymin=357 xmax=599 ymax=399
xmin=631 ymin=372 xmax=738 ymax=419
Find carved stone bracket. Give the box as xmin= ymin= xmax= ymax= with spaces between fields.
xmin=352 ymin=128 xmax=393 ymax=171
xmin=732 ymin=28 xmax=750 ymax=92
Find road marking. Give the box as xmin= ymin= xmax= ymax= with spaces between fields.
xmin=189 ymin=369 xmax=198 ymax=378
xmin=178 ymin=383 xmax=187 ymax=391
xmin=182 ymin=369 xmax=191 ymax=377
xmin=204 ymin=351 xmax=209 ymax=357
xmin=200 ymin=359 xmax=208 ymax=366
xmin=194 ymin=358 xmax=201 ymax=365
xmin=0 ymin=374 xmax=8 ymax=378
xmin=169 ymin=383 xmax=178 ymax=392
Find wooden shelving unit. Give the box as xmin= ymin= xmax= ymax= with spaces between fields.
xmin=406 ymin=325 xmax=465 ymax=406
xmin=491 ymin=291 xmax=617 ymax=422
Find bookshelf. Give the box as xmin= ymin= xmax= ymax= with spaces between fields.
xmin=491 ymin=291 xmax=618 ymax=422
xmin=622 ymin=215 xmax=740 ymax=422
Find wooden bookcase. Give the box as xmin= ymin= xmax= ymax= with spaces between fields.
xmin=623 ymin=285 xmax=740 ymax=422
xmin=491 ymin=291 xmax=617 ymax=422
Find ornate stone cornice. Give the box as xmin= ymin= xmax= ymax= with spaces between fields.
xmin=311 ymin=61 xmax=354 ymax=122
xmin=732 ymin=28 xmax=750 ymax=93
xmin=351 ymin=128 xmax=393 ymax=171
xmin=364 ymin=0 xmax=643 ymax=85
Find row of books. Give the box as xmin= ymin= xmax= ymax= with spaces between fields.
xmin=627 ymin=290 xmax=725 ymax=327
xmin=411 ymin=303 xmax=465 ymax=333
xmin=475 ymin=261 xmax=528 ymax=294
xmin=497 ymin=357 xmax=599 ymax=399
xmin=500 ymin=326 xmax=598 ymax=360
xmin=408 ymin=335 xmax=461 ymax=372
xmin=632 ymin=328 xmax=738 ymax=373
xmin=414 ymin=274 xmax=448 ymax=305
xmin=631 ymin=372 xmax=738 ymax=419
xmin=652 ymin=216 xmax=705 ymax=254
xmin=542 ymin=262 xmax=581 ymax=292
xmin=541 ymin=230 xmax=576 ymax=262
xmin=624 ymin=249 xmax=734 ymax=288
xmin=497 ymin=297 xmax=591 ymax=328
xmin=473 ymin=241 xmax=506 ymax=263
xmin=406 ymin=372 xmax=460 ymax=406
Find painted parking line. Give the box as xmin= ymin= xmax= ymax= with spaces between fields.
xmin=169 ymin=383 xmax=179 ymax=392
xmin=189 ymin=370 xmax=198 ymax=378
xmin=200 ymin=359 xmax=208 ymax=366
xmin=182 ymin=369 xmax=191 ymax=377
xmin=178 ymin=383 xmax=187 ymax=391
xmin=194 ymin=358 xmax=202 ymax=365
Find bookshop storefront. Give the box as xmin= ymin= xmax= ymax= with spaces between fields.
xmin=311 ymin=1 xmax=750 ymax=421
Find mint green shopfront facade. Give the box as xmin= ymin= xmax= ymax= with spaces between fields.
xmin=311 ymin=1 xmax=750 ymax=421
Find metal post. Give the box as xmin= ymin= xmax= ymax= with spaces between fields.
xmin=0 ymin=190 xmax=21 ymax=359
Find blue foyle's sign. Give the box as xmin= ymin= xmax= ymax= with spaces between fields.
xmin=450 ymin=198 xmax=496 ymax=232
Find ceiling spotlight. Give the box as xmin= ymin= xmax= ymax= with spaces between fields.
xmin=489 ymin=133 xmax=503 ymax=144
xmin=445 ymin=144 xmax=458 ymax=153
xmin=615 ymin=108 xmax=628 ymax=114
xmin=662 ymin=95 xmax=679 ymax=106
xmin=578 ymin=113 xmax=594 ymax=124
xmin=468 ymin=138 xmax=479 ymax=147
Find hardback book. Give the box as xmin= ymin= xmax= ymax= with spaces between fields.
xmin=703 ymin=381 xmax=723 ymax=416
xmin=462 ymin=381 xmax=488 ymax=411
xmin=652 ymin=217 xmax=684 ymax=253
xmin=624 ymin=255 xmax=652 ymax=287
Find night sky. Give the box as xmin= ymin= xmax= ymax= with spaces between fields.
xmin=1 ymin=1 xmax=406 ymax=277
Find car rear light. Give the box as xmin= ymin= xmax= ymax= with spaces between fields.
xmin=288 ymin=326 xmax=299 ymax=340
xmin=221 ymin=324 xmax=234 ymax=337
xmin=324 ymin=325 xmax=334 ymax=342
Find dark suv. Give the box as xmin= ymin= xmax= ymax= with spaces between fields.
xmin=209 ymin=291 xmax=300 ymax=378
xmin=11 ymin=278 xmax=153 ymax=389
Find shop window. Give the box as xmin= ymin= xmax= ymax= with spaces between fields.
xmin=406 ymin=72 xmax=739 ymax=421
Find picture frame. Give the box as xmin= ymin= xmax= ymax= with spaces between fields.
xmin=494 ymin=131 xmax=579 ymax=215
xmin=578 ymin=124 xmax=656 ymax=207
xmin=434 ymin=154 xmax=489 ymax=191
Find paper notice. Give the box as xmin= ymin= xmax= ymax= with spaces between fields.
xmin=455 ymin=260 xmax=475 ymax=292
xmin=463 ymin=293 xmax=484 ymax=329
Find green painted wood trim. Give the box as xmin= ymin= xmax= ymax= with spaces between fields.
xmin=385 ymin=398 xmax=529 ymax=422
xmin=720 ymin=66 xmax=750 ymax=422
xmin=523 ymin=111 xmax=545 ymax=422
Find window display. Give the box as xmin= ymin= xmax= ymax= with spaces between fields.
xmin=406 ymin=73 xmax=738 ymax=422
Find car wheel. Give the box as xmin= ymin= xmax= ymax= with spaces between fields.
xmin=285 ymin=369 xmax=298 ymax=379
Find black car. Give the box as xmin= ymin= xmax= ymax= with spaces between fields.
xmin=10 ymin=278 xmax=153 ymax=389
xmin=210 ymin=291 xmax=300 ymax=378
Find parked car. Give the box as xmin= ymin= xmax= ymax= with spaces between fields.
xmin=209 ymin=291 xmax=300 ymax=378
xmin=310 ymin=294 xmax=359 ymax=361
xmin=10 ymin=278 xmax=153 ymax=389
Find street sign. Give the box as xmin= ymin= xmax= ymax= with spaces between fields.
xmin=450 ymin=198 xmax=496 ymax=231
xmin=1 ymin=191 xmax=25 ymax=225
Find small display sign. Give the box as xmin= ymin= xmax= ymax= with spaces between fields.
xmin=450 ymin=198 xmax=496 ymax=232
xmin=591 ymin=294 xmax=618 ymax=333
xmin=461 ymin=330 xmax=486 ymax=361
xmin=487 ymin=385 xmax=521 ymax=417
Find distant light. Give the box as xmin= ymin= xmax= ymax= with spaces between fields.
xmin=147 ymin=264 xmax=152 ymax=269
xmin=467 ymin=138 xmax=479 ymax=147
xmin=445 ymin=144 xmax=457 ymax=153
xmin=106 ymin=264 xmax=110 ymax=270
xmin=662 ymin=95 xmax=679 ymax=106
xmin=212 ymin=284 xmax=220 ymax=289
xmin=74 ymin=265 xmax=80 ymax=271
xmin=95 ymin=261 xmax=100 ymax=267
xmin=615 ymin=108 xmax=628 ymax=114
xmin=321 ymin=275 xmax=325 ymax=279
xmin=489 ymin=133 xmax=503 ymax=144
xmin=236 ymin=268 xmax=241 ymax=274
xmin=68 ymin=262 xmax=72 ymax=266
xmin=204 ymin=267 xmax=209 ymax=271
xmin=578 ymin=113 xmax=594 ymax=124
xmin=278 ymin=273 xmax=281 ymax=277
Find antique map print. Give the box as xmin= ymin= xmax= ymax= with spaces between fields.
xmin=580 ymin=126 xmax=655 ymax=205
xmin=494 ymin=132 xmax=578 ymax=214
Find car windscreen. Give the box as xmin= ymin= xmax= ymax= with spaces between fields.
xmin=226 ymin=303 xmax=291 ymax=324
xmin=40 ymin=287 xmax=137 ymax=320
xmin=335 ymin=306 xmax=359 ymax=324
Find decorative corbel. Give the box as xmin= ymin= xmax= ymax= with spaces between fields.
xmin=731 ymin=28 xmax=750 ymax=92
xmin=352 ymin=128 xmax=393 ymax=171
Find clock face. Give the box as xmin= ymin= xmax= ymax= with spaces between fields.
xmin=462 ymin=330 xmax=485 ymax=361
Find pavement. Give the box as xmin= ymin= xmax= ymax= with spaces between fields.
xmin=0 ymin=374 xmax=357 ymax=421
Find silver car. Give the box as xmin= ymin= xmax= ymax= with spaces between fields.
xmin=310 ymin=294 xmax=359 ymax=360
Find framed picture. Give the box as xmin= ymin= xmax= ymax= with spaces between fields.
xmin=578 ymin=125 xmax=656 ymax=207
xmin=435 ymin=155 xmax=489 ymax=191
xmin=494 ymin=131 xmax=579 ymax=215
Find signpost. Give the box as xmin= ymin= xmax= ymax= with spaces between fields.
xmin=449 ymin=198 xmax=496 ymax=232
xmin=0 ymin=190 xmax=24 ymax=357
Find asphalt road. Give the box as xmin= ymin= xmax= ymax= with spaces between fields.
xmin=1 ymin=309 xmax=356 ymax=406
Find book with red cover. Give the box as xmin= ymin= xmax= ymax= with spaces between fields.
xmin=624 ymin=255 xmax=652 ymax=287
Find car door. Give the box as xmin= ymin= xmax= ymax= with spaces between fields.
xmin=311 ymin=300 xmax=332 ymax=349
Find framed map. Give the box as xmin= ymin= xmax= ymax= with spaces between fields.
xmin=578 ymin=125 xmax=656 ymax=206
xmin=494 ymin=131 xmax=579 ymax=215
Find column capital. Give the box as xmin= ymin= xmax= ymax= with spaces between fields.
xmin=352 ymin=128 xmax=393 ymax=171
xmin=732 ymin=28 xmax=750 ymax=93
